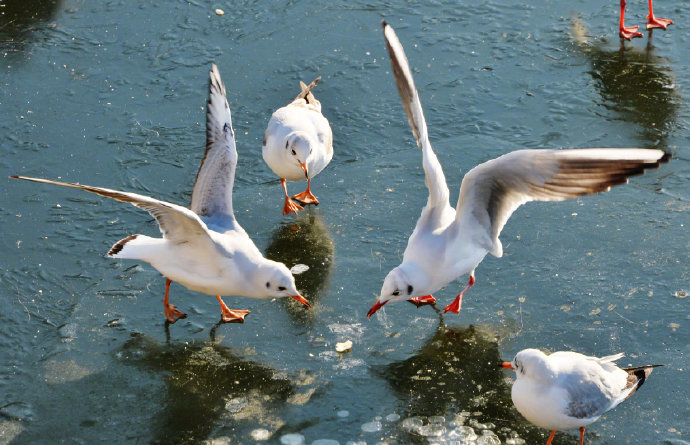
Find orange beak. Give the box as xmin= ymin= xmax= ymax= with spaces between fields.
xmin=501 ymin=362 xmax=515 ymax=370
xmin=367 ymin=299 xmax=388 ymax=319
xmin=298 ymin=161 xmax=309 ymax=180
xmin=291 ymin=294 xmax=312 ymax=309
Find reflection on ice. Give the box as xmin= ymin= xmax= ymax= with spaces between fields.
xmin=117 ymin=334 xmax=295 ymax=443
xmin=265 ymin=211 xmax=335 ymax=323
xmin=378 ymin=324 xmax=554 ymax=444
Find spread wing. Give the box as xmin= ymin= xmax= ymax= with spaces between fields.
xmin=11 ymin=176 xmax=213 ymax=246
xmin=455 ymin=148 xmax=670 ymax=256
xmin=190 ymin=63 xmax=238 ymax=226
xmin=383 ymin=21 xmax=451 ymax=226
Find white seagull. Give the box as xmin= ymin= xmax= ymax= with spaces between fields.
xmin=263 ymin=76 xmax=333 ymax=215
xmin=501 ymin=348 xmax=663 ymax=445
xmin=367 ymin=22 xmax=670 ymax=318
xmin=12 ymin=64 xmax=311 ymax=324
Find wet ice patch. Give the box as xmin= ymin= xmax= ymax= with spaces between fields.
xmin=280 ymin=433 xmax=305 ymax=445
xmin=311 ymin=440 xmax=339 ymax=445
xmin=328 ymin=322 xmax=365 ymax=340
xmin=224 ymin=397 xmax=248 ymax=413
xmin=43 ymin=359 xmax=92 ymax=384
xmin=360 ymin=419 xmax=382 ymax=433
xmin=250 ymin=428 xmax=271 ymax=441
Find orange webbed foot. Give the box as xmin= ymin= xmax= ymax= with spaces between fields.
xmin=220 ymin=308 xmax=251 ymax=323
xmin=620 ymin=25 xmax=643 ymax=40
xmin=647 ymin=16 xmax=673 ymax=30
xmin=283 ymin=197 xmax=304 ymax=215
xmin=292 ymin=189 xmax=319 ymax=206
xmin=216 ymin=295 xmax=250 ymax=323
xmin=408 ymin=295 xmax=436 ymax=307
xmin=164 ymin=302 xmax=187 ymax=323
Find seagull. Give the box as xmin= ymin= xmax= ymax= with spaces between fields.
xmin=12 ymin=64 xmax=311 ymax=324
xmin=367 ymin=22 xmax=670 ymax=319
xmin=619 ymin=0 xmax=673 ymax=40
xmin=501 ymin=348 xmax=663 ymax=444
xmin=263 ymin=76 xmax=333 ymax=215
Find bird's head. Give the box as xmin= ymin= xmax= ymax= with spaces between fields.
xmin=501 ymin=348 xmax=550 ymax=380
xmin=258 ymin=260 xmax=311 ymax=308
xmin=367 ymin=262 xmax=427 ymax=318
xmin=285 ymin=131 xmax=313 ymax=178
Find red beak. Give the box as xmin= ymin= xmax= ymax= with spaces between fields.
xmin=501 ymin=362 xmax=515 ymax=370
xmin=367 ymin=299 xmax=388 ymax=318
xmin=291 ymin=294 xmax=312 ymax=309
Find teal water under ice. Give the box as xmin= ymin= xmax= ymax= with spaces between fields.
xmin=1 ymin=1 xmax=688 ymax=444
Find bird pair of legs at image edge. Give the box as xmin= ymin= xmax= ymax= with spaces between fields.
xmin=619 ymin=0 xmax=673 ymax=40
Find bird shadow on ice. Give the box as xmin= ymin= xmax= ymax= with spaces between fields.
xmin=116 ymin=332 xmax=295 ymax=443
xmin=376 ymin=323 xmax=580 ymax=444
xmin=569 ymin=17 xmax=679 ymax=150
xmin=0 ymin=0 xmax=63 ymax=62
xmin=264 ymin=210 xmax=334 ymax=326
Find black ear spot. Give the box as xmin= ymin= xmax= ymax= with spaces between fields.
xmin=407 ymin=285 xmax=413 ymax=295
xmin=266 ymin=282 xmax=270 ymax=288
xmin=285 ymin=141 xmax=289 ymax=149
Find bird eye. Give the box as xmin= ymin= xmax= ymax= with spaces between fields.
xmin=278 ymin=286 xmax=286 ymax=291
xmin=392 ymin=290 xmax=400 ymax=296
xmin=291 ymin=149 xmax=296 ymax=155
xmin=407 ymin=285 xmax=413 ymax=295
xmin=266 ymin=282 xmax=270 ymax=288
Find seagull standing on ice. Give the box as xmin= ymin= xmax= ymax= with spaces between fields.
xmin=263 ymin=77 xmax=333 ymax=215
xmin=12 ymin=64 xmax=311 ymax=324
xmin=367 ymin=22 xmax=670 ymax=319
xmin=501 ymin=349 xmax=663 ymax=444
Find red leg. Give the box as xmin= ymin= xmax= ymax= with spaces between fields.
xmin=162 ymin=278 xmax=186 ymax=323
xmin=281 ymin=178 xmax=303 ymax=215
xmin=646 ymin=0 xmax=673 ymax=30
xmin=292 ymin=177 xmax=319 ymax=206
xmin=619 ymin=0 xmax=643 ymax=40
xmin=216 ymin=295 xmax=250 ymax=323
xmin=579 ymin=427 xmax=585 ymax=445
xmin=545 ymin=430 xmax=556 ymax=445
xmin=444 ymin=275 xmax=475 ymax=314
xmin=408 ymin=295 xmax=436 ymax=307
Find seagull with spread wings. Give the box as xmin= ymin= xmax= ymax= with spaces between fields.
xmin=367 ymin=22 xmax=670 ymax=319
xmin=13 ymin=64 xmax=310 ymax=324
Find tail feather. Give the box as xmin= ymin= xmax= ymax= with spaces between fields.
xmin=621 ymin=364 xmax=664 ymax=398
xmin=295 ymin=76 xmax=321 ymax=105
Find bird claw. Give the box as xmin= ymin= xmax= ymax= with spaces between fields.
xmin=164 ymin=303 xmax=187 ymax=323
xmin=283 ymin=198 xmax=304 ymax=215
xmin=443 ymin=298 xmax=462 ymax=314
xmin=620 ymin=26 xmax=643 ymax=40
xmin=408 ymin=295 xmax=436 ymax=307
xmin=220 ymin=309 xmax=250 ymax=323
xmin=646 ymin=17 xmax=673 ymax=30
xmin=292 ymin=190 xmax=319 ymax=206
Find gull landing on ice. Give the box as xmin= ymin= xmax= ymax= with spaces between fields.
xmin=367 ymin=21 xmax=670 ymax=319
xmin=12 ymin=64 xmax=311 ymax=325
